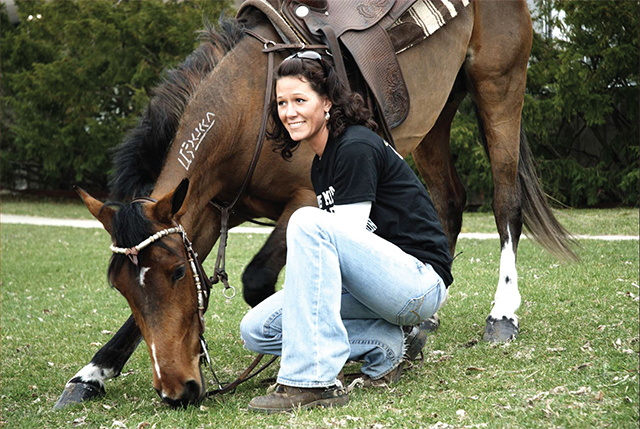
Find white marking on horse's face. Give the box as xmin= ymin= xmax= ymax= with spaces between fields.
xmin=139 ymin=266 xmax=150 ymax=287
xmin=75 ymin=363 xmax=116 ymax=387
xmin=489 ymin=226 xmax=522 ymax=324
xmin=151 ymin=343 xmax=162 ymax=381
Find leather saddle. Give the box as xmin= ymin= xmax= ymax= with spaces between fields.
xmin=239 ymin=0 xmax=419 ymax=135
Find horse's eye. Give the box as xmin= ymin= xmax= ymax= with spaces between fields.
xmin=172 ymin=265 xmax=186 ymax=282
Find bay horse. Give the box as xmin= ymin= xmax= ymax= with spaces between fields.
xmin=56 ymin=0 xmax=574 ymax=409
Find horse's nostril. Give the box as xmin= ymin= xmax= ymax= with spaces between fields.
xmin=161 ymin=379 xmax=202 ymax=408
xmin=181 ymin=379 xmax=201 ymax=404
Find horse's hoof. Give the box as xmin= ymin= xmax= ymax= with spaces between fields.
xmin=483 ymin=316 xmax=519 ymax=342
xmin=53 ymin=380 xmax=105 ymax=409
xmin=419 ymin=314 xmax=440 ymax=333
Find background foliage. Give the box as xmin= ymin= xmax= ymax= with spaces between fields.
xmin=1 ymin=0 xmax=230 ymax=191
xmin=1 ymin=0 xmax=638 ymax=206
xmin=523 ymin=0 xmax=639 ymax=207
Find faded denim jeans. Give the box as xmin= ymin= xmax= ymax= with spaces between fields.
xmin=240 ymin=207 xmax=447 ymax=388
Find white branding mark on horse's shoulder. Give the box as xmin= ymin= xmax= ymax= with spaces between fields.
xmin=151 ymin=343 xmax=162 ymax=381
xmin=177 ymin=112 xmax=216 ymax=171
xmin=139 ymin=266 xmax=150 ymax=287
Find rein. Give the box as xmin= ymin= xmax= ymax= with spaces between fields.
xmin=209 ymin=29 xmax=327 ymax=300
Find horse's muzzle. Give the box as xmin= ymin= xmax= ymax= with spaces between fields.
xmin=156 ymin=378 xmax=204 ymax=408
xmin=155 ymin=365 xmax=206 ymax=408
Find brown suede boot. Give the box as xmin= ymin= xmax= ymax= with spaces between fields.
xmin=358 ymin=362 xmax=404 ymax=388
xmin=403 ymin=325 xmax=428 ymax=361
xmin=247 ymin=383 xmax=349 ymax=413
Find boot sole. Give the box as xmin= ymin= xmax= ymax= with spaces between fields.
xmin=248 ymin=394 xmax=349 ymax=414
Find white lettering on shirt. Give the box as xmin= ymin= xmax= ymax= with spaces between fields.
xmin=383 ymin=140 xmax=404 ymax=160
xmin=317 ymin=186 xmax=336 ymax=210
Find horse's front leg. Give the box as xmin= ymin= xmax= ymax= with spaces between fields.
xmin=54 ymin=315 xmax=141 ymax=409
xmin=411 ymin=84 xmax=468 ymax=333
xmin=242 ymin=189 xmax=317 ymax=307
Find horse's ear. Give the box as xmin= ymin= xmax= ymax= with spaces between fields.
xmin=74 ymin=186 xmax=115 ymax=234
xmin=154 ymin=178 xmax=189 ymax=223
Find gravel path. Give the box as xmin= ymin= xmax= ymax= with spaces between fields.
xmin=2 ymin=214 xmax=638 ymax=240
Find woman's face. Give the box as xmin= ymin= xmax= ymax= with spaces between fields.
xmin=276 ymin=76 xmax=332 ymax=156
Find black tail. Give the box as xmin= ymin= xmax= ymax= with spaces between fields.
xmin=517 ymin=123 xmax=578 ymax=261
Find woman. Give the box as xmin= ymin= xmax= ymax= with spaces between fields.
xmin=240 ymin=51 xmax=453 ymax=413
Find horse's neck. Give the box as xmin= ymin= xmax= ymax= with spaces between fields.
xmin=152 ymin=35 xmax=268 ymax=238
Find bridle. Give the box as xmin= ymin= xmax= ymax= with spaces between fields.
xmin=110 ymin=222 xmax=212 ymax=330
xmin=108 ymin=212 xmax=222 ymax=377
xmin=109 ymin=208 xmax=277 ymax=396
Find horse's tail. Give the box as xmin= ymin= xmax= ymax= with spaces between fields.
xmin=517 ymin=122 xmax=578 ymax=261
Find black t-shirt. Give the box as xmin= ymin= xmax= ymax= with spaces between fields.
xmin=311 ymin=125 xmax=453 ymax=286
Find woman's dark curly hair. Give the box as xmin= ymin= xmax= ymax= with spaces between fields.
xmin=268 ymin=53 xmax=377 ymax=160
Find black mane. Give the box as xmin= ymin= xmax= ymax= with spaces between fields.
xmin=108 ymin=17 xmax=246 ymax=201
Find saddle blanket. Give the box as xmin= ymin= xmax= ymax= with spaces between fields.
xmin=390 ymin=0 xmax=471 ymax=53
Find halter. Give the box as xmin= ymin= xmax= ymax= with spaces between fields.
xmin=109 ymin=223 xmax=216 ymax=326
xmin=109 ymin=209 xmax=275 ymax=396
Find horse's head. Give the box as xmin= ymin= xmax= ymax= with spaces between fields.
xmin=77 ymin=179 xmax=208 ymax=407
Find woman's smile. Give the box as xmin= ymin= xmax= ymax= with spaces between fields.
xmin=288 ymin=120 xmax=306 ymax=129
xmin=276 ymin=76 xmax=332 ymax=156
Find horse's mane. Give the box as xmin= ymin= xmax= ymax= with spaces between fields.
xmin=108 ymin=17 xmax=247 ymax=201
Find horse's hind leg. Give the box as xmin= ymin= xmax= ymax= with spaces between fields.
xmin=411 ymin=75 xmax=468 ymax=331
xmin=466 ymin=0 xmax=533 ymax=341
xmin=54 ymin=315 xmax=141 ymax=409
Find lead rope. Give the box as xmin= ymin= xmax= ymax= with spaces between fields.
xmin=205 ymin=353 xmax=279 ymax=397
xmin=206 ymin=33 xmax=281 ymax=396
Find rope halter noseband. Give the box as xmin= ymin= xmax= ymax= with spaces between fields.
xmin=109 ymin=224 xmax=213 ymax=319
xmin=110 ymin=226 xmax=182 ymax=265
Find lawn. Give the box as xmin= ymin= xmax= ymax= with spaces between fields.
xmin=1 ymin=202 xmax=638 ymax=428
xmin=2 ymin=193 xmax=638 ymax=236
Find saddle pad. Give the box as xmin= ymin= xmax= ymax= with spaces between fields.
xmin=389 ymin=0 xmax=470 ymax=53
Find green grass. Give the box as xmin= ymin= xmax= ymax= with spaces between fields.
xmin=1 ymin=194 xmax=94 ymax=220
xmin=2 ymin=193 xmax=638 ymax=236
xmin=462 ymin=208 xmax=639 ymax=236
xmin=1 ymin=204 xmax=639 ymax=428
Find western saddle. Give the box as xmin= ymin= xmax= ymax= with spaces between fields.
xmin=238 ymin=0 xmax=424 ymax=140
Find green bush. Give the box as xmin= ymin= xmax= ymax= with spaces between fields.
xmin=2 ymin=0 xmax=637 ymax=207
xmin=1 ymin=0 xmax=230 ymax=191
xmin=522 ymin=0 xmax=639 ymax=207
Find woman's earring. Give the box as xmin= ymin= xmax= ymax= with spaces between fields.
xmin=325 ymin=111 xmax=330 ymax=121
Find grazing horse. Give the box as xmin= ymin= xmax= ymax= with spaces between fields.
xmin=55 ymin=0 xmax=574 ymax=409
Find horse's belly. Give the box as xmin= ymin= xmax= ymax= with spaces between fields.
xmin=392 ymin=7 xmax=474 ymax=157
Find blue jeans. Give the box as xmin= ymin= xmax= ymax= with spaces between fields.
xmin=240 ymin=207 xmax=447 ymax=388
